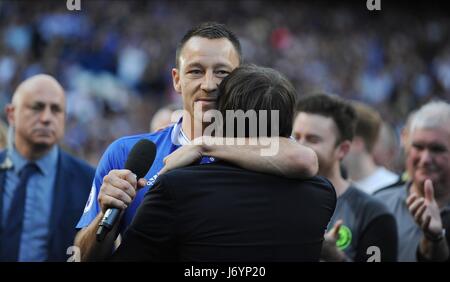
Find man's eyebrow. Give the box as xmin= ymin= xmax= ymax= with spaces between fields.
xmin=185 ymin=62 xmax=204 ymax=69
xmin=28 ymin=101 xmax=45 ymax=106
xmin=427 ymin=143 xmax=447 ymax=150
xmin=412 ymin=141 xmax=446 ymax=148
xmin=51 ymin=103 xmax=63 ymax=108
xmin=306 ymin=133 xmax=322 ymax=139
xmin=28 ymin=101 xmax=62 ymax=107
xmin=185 ymin=62 xmax=233 ymax=69
xmin=213 ymin=63 xmax=233 ymax=69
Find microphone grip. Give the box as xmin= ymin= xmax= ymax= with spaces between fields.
xmin=96 ymin=208 xmax=121 ymax=242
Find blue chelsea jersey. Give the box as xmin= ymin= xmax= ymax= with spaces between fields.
xmin=76 ymin=120 xmax=215 ymax=232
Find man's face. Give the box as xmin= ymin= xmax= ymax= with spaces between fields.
xmin=172 ymin=36 xmax=240 ymax=125
xmin=407 ymin=127 xmax=450 ymax=195
xmin=8 ymin=82 xmax=65 ymax=150
xmin=292 ymin=112 xmax=343 ymax=177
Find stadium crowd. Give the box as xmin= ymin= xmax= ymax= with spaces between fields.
xmin=0 ymin=0 xmax=449 ymax=263
xmin=1 ymin=0 xmax=449 ymax=166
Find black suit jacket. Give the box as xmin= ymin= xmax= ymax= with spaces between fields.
xmin=112 ymin=162 xmax=336 ymax=262
xmin=0 ymin=148 xmax=95 ymax=261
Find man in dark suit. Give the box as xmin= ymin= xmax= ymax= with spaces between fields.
xmin=112 ymin=65 xmax=336 ymax=261
xmin=0 ymin=74 xmax=94 ymax=261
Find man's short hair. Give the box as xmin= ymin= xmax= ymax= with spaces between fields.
xmin=295 ymin=94 xmax=356 ymax=145
xmin=217 ymin=64 xmax=297 ymax=138
xmin=175 ymin=22 xmax=243 ymax=68
xmin=409 ymin=100 xmax=450 ymax=136
xmin=351 ymin=101 xmax=382 ymax=153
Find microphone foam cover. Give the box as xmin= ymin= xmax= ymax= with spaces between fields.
xmin=124 ymin=139 xmax=157 ymax=179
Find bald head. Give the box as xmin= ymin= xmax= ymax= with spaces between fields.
xmin=12 ymin=74 xmax=65 ymax=106
xmin=6 ymin=74 xmax=66 ymax=160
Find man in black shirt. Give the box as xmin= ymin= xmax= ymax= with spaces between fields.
xmin=111 ymin=65 xmax=336 ymax=261
xmin=292 ymin=94 xmax=398 ymax=262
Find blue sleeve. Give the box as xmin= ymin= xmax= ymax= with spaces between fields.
xmin=76 ymin=139 xmax=127 ymax=229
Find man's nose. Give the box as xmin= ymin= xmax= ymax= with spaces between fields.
xmin=39 ymin=107 xmax=52 ymax=123
xmin=418 ymin=149 xmax=433 ymax=166
xmin=200 ymin=71 xmax=218 ymax=93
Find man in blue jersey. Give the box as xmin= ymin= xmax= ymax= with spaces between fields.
xmin=110 ymin=65 xmax=336 ymax=262
xmin=74 ymin=22 xmax=318 ymax=261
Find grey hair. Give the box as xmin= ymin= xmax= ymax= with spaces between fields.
xmin=409 ymin=100 xmax=450 ymax=135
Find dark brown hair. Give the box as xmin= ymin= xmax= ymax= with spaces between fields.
xmin=176 ymin=22 xmax=242 ymax=68
xmin=218 ymin=64 xmax=296 ymax=138
xmin=296 ymin=94 xmax=356 ymax=145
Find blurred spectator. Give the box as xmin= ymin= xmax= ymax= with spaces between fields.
xmin=0 ymin=0 xmax=448 ymax=164
xmin=0 ymin=74 xmax=94 ymax=261
xmin=343 ymin=102 xmax=400 ymax=194
xmin=372 ymin=121 xmax=399 ymax=172
xmin=395 ymin=111 xmax=416 ymax=183
xmin=375 ymin=101 xmax=450 ymax=262
xmin=293 ymin=94 xmax=397 ymax=262
xmin=149 ymin=103 xmax=183 ymax=132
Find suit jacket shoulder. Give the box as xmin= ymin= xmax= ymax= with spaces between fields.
xmin=46 ymin=149 xmax=95 ymax=261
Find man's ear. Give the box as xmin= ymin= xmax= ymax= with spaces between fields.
xmin=172 ymin=68 xmax=181 ymax=93
xmin=337 ymin=140 xmax=352 ymax=161
xmin=5 ymin=104 xmax=15 ymax=127
xmin=400 ymin=127 xmax=410 ymax=151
